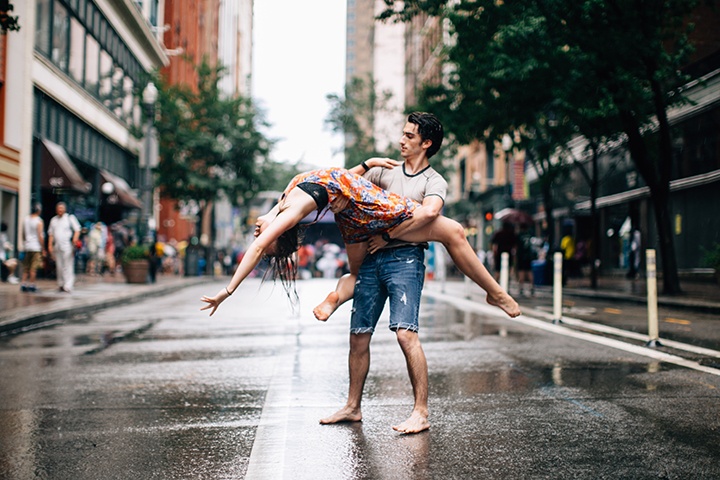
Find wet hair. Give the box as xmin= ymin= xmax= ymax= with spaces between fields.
xmin=408 ymin=112 xmax=444 ymax=158
xmin=263 ymin=223 xmax=306 ymax=305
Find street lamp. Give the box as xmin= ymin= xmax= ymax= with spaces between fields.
xmin=141 ymin=82 xmax=159 ymax=244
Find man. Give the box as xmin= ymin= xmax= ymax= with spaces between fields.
xmin=47 ymin=202 xmax=81 ymax=293
xmin=20 ymin=203 xmax=46 ymax=292
xmin=320 ymin=112 xmax=447 ymax=434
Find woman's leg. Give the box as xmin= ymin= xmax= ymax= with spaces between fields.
xmin=313 ymin=242 xmax=368 ymax=321
xmin=398 ymin=216 xmax=521 ymax=317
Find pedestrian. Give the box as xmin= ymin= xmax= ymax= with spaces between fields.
xmin=200 ymin=119 xmax=520 ymax=435
xmin=491 ymin=221 xmax=517 ymax=281
xmin=626 ymin=228 xmax=641 ymax=279
xmin=20 ymin=203 xmax=46 ymax=292
xmin=47 ymin=202 xmax=81 ymax=293
xmin=516 ymin=223 xmax=536 ymax=296
xmin=0 ymin=222 xmax=19 ymax=284
xmin=86 ymin=222 xmax=105 ymax=275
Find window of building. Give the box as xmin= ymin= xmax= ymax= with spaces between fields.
xmin=68 ymin=16 xmax=85 ymax=84
xmin=35 ymin=0 xmax=52 ymax=56
xmin=98 ymin=48 xmax=113 ymax=101
xmin=52 ymin=1 xmax=70 ymax=71
xmin=84 ymin=33 xmax=100 ymax=94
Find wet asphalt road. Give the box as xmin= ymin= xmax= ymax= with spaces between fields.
xmin=1 ymin=278 xmax=719 ymax=480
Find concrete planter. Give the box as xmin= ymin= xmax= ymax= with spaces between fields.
xmin=123 ymin=260 xmax=149 ymax=284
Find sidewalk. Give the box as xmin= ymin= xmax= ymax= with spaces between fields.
xmin=0 ymin=272 xmax=207 ymax=335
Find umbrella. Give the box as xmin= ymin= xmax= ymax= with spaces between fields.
xmin=495 ymin=208 xmax=534 ymax=225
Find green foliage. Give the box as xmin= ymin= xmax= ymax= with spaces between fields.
xmin=702 ymin=243 xmax=720 ymax=271
xmin=326 ymin=76 xmax=402 ymax=169
xmin=0 ymin=1 xmax=20 ymax=32
xmin=121 ymin=244 xmax=149 ymax=263
xmin=152 ymin=59 xmax=272 ymax=210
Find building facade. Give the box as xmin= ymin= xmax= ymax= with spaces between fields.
xmin=4 ymin=0 xmax=167 ymax=258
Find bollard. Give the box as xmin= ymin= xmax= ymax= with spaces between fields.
xmin=645 ymin=249 xmax=662 ymax=347
xmin=500 ymin=252 xmax=510 ymax=292
xmin=553 ymin=252 xmax=563 ymax=324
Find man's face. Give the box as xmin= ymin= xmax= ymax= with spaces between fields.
xmin=399 ymin=122 xmax=430 ymax=160
xmin=56 ymin=204 xmax=66 ymax=216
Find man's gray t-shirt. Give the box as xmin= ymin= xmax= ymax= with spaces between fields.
xmin=364 ymin=163 xmax=447 ymax=248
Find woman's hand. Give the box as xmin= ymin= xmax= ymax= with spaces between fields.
xmin=366 ymin=157 xmax=400 ymax=169
xmin=200 ymin=288 xmax=232 ymax=316
xmin=367 ymin=234 xmax=388 ymax=254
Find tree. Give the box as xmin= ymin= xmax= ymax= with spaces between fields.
xmin=153 ymin=60 xmax=272 ymax=242
xmin=382 ymin=0 xmax=711 ymax=294
xmin=0 ymin=1 xmax=20 ymax=33
xmin=325 ymin=76 xmax=401 ymax=168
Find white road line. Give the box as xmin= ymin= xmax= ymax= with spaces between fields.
xmin=423 ymin=290 xmax=720 ymax=377
xmin=245 ymin=340 xmax=296 ymax=478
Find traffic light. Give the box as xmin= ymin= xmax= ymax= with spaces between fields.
xmin=484 ymin=209 xmax=494 ymax=222
xmin=483 ymin=209 xmax=494 ymax=237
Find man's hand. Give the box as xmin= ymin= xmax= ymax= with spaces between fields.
xmin=367 ymin=234 xmax=388 ymax=254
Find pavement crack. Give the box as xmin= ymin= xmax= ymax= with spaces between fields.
xmin=83 ymin=321 xmax=157 ymax=355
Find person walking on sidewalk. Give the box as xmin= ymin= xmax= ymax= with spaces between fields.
xmin=20 ymin=203 xmax=46 ymax=292
xmin=47 ymin=202 xmax=81 ymax=293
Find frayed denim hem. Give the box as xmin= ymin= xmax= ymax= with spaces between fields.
xmin=350 ymin=327 xmax=375 ymax=335
xmin=389 ymin=323 xmax=419 ymax=333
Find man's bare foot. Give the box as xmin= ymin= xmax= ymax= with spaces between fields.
xmin=313 ymin=291 xmax=340 ymax=321
xmin=319 ymin=406 xmax=362 ymax=424
xmin=487 ymin=290 xmax=521 ymax=318
xmin=392 ymin=410 xmax=430 ymax=434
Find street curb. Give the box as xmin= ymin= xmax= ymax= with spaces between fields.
xmin=560 ymin=288 xmax=720 ymax=314
xmin=0 ymin=277 xmax=208 ymax=336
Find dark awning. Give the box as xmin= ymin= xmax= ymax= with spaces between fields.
xmin=40 ymin=139 xmax=91 ymax=193
xmin=100 ymin=169 xmax=143 ymax=209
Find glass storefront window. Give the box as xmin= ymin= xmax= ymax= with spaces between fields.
xmin=52 ymin=0 xmax=69 ymax=71
xmin=85 ymin=33 xmax=100 ymax=94
xmin=68 ymin=17 xmax=85 ymax=84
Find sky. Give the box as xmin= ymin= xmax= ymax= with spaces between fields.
xmin=252 ymin=0 xmax=347 ymax=168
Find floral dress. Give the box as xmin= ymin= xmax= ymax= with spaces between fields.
xmin=282 ymin=168 xmax=419 ymax=244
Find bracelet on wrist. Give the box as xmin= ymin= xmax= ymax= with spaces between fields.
xmin=361 ymin=161 xmax=370 ymax=172
xmin=225 ymin=287 xmax=233 ymax=296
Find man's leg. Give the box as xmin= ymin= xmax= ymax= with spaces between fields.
xmin=320 ymin=252 xmax=386 ymax=424
xmin=319 ymin=332 xmax=372 ymax=424
xmin=393 ymin=329 xmax=430 ymax=434
xmin=60 ymin=248 xmax=75 ymax=291
xmin=380 ymin=246 xmax=430 ymax=434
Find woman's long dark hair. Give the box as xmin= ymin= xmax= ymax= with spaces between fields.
xmin=263 ymin=223 xmax=306 ymax=306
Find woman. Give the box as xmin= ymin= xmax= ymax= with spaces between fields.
xmin=201 ymin=167 xmax=520 ymax=318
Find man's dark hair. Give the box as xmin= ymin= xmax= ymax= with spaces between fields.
xmin=407 ymin=112 xmax=444 ymax=158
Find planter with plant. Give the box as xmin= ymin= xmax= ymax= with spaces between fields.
xmin=121 ymin=245 xmax=150 ymax=284
xmin=701 ymin=242 xmax=720 ymax=285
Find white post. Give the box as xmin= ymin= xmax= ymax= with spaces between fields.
xmin=500 ymin=252 xmax=510 ymax=292
xmin=553 ymin=252 xmax=563 ymax=323
xmin=646 ymin=249 xmax=662 ymax=347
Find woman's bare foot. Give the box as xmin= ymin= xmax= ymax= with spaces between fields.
xmin=313 ymin=291 xmax=340 ymax=321
xmin=319 ymin=406 xmax=362 ymax=424
xmin=392 ymin=410 xmax=430 ymax=434
xmin=487 ymin=290 xmax=521 ymax=318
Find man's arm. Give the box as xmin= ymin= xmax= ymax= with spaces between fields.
xmin=367 ymin=195 xmax=444 ymax=252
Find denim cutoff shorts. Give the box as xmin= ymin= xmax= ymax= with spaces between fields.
xmin=350 ymin=245 xmax=425 ymax=334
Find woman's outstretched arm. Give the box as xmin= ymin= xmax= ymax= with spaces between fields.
xmin=201 ymin=190 xmax=316 ymax=316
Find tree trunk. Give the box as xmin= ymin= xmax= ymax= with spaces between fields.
xmin=619 ymin=110 xmax=681 ymax=294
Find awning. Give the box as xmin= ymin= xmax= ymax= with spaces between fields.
xmin=100 ymin=169 xmax=143 ymax=209
xmin=40 ymin=139 xmax=91 ymax=193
